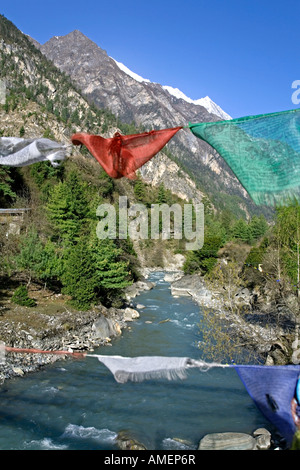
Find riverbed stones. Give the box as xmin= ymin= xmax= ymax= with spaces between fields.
xmin=0 ymin=291 xmax=142 ymax=383
xmin=198 ymin=428 xmax=272 ymax=450
xmin=198 ymin=432 xmax=257 ymax=450
xmin=125 ymin=279 xmax=154 ymax=300
xmin=116 ymin=430 xmax=147 ymax=450
xmin=234 ymin=287 xmax=252 ymax=308
xmin=124 ymin=307 xmax=140 ymax=321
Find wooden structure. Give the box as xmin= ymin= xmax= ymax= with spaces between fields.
xmin=0 ymin=208 xmax=30 ymax=235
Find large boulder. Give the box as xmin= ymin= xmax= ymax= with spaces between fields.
xmin=198 ymin=429 xmax=272 ymax=450
xmin=198 ymin=432 xmax=256 ymax=450
xmin=92 ymin=315 xmax=120 ymax=340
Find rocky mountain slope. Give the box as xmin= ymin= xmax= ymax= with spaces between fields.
xmin=36 ymin=30 xmax=266 ymax=218
xmin=0 ymin=14 xmax=208 ymax=274
xmin=0 ymin=15 xmax=270 ymax=218
xmin=0 ymin=15 xmax=205 ymax=209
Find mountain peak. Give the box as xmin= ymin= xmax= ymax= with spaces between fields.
xmin=64 ymin=30 xmax=90 ymax=41
xmin=43 ymin=29 xmax=98 ymax=48
xmin=42 ymin=29 xmax=231 ymax=121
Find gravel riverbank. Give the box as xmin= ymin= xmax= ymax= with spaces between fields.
xmin=0 ymin=269 xmax=295 ymax=379
xmin=2 ymin=269 xmax=286 ymax=384
xmin=0 ymin=279 xmax=154 ymax=384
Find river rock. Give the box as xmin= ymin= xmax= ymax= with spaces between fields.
xmin=136 ymin=280 xmax=154 ymax=291
xmin=198 ymin=432 xmax=257 ymax=450
xmin=125 ymin=279 xmax=155 ymax=300
xmin=12 ymin=367 xmax=24 ymax=376
xmin=124 ymin=307 xmax=140 ymax=321
xmin=92 ymin=315 xmax=119 ymax=340
xmin=116 ymin=430 xmax=147 ymax=450
xmin=164 ymin=272 xmax=184 ymax=283
xmin=171 ymin=274 xmax=220 ymax=309
xmin=253 ymin=428 xmax=272 ymax=450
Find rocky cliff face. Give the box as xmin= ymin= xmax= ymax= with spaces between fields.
xmin=38 ymin=30 xmax=259 ymax=216
xmin=139 ymin=152 xmax=204 ymax=204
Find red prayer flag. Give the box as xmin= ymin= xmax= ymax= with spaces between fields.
xmin=71 ymin=127 xmax=182 ymax=179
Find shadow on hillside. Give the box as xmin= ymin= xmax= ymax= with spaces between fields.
xmin=243 ymin=309 xmax=296 ymax=333
xmin=0 ymin=275 xmax=21 ymax=314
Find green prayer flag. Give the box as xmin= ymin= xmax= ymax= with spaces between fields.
xmin=189 ymin=109 xmax=300 ymax=206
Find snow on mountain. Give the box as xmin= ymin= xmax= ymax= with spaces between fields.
xmin=112 ymin=59 xmax=150 ymax=84
xmin=163 ymin=86 xmax=231 ymax=120
xmin=194 ymin=96 xmax=231 ymax=120
xmin=112 ymin=60 xmax=231 ymax=120
xmin=162 ymin=85 xmax=195 ymax=104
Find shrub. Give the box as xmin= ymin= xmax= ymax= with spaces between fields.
xmin=11 ymin=285 xmax=36 ymax=307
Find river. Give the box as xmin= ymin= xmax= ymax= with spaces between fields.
xmin=0 ymin=271 xmax=270 ymax=450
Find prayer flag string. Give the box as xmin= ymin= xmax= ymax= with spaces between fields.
xmin=2 ymin=342 xmax=300 ymax=445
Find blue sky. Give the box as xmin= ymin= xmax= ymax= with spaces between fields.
xmin=1 ymin=0 xmax=299 ymax=118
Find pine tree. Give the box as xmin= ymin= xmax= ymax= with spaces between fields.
xmin=89 ymin=237 xmax=132 ymax=305
xmin=46 ymin=171 xmax=89 ymax=241
xmin=231 ymin=218 xmax=250 ymax=243
xmin=183 ymin=231 xmax=223 ymax=275
xmin=46 ymin=181 xmax=79 ymax=240
xmin=248 ymin=215 xmax=268 ymax=241
xmin=134 ymin=178 xmax=145 ymax=202
xmin=64 ymin=170 xmax=90 ymax=221
xmin=14 ymin=228 xmax=59 ymax=286
xmin=61 ymin=239 xmax=96 ymax=309
xmin=98 ymin=168 xmax=114 ymax=198
xmin=60 ymin=235 xmax=133 ymax=309
xmin=91 ymin=238 xmax=131 ymax=289
xmin=11 ymin=285 xmax=36 ymax=307
xmin=157 ymin=183 xmax=167 ymax=204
